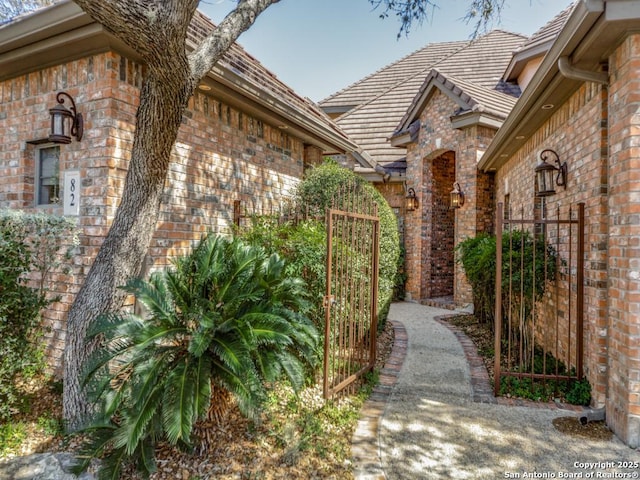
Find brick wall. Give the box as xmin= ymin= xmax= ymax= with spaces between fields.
xmin=494 ymin=81 xmax=608 ymax=409
xmin=429 ymin=151 xmax=455 ymax=298
xmin=494 ymin=35 xmax=640 ymax=446
xmin=0 ymin=51 xmax=308 ymax=373
xmin=605 ymin=33 xmax=640 ymax=448
xmin=403 ymin=90 xmax=497 ymax=305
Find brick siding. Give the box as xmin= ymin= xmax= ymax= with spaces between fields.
xmin=403 ymin=90 xmax=497 ymax=305
xmin=0 ymin=52 xmax=309 ymax=373
xmin=494 ymin=34 xmax=640 ymax=447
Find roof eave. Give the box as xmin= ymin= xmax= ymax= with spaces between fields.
xmin=450 ymin=111 xmax=504 ymax=130
xmin=390 ymin=131 xmax=413 ymax=147
xmin=0 ymin=1 xmax=358 ymax=155
xmin=0 ymin=1 xmax=141 ymax=81
xmin=503 ymin=40 xmax=553 ymax=81
xmin=479 ymin=0 xmax=609 ymax=172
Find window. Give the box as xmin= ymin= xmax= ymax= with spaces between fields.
xmin=504 ymin=193 xmax=510 ymax=220
xmin=36 ymin=145 xmax=60 ymax=205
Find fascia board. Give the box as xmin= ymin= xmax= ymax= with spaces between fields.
xmin=450 ymin=112 xmax=503 ymax=130
xmin=478 ymin=0 xmax=605 ymax=172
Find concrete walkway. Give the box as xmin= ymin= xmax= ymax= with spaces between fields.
xmin=353 ymin=302 xmax=640 ymax=480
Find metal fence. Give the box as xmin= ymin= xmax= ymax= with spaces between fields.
xmin=323 ymin=182 xmax=380 ymax=399
xmin=493 ymin=202 xmax=585 ymax=396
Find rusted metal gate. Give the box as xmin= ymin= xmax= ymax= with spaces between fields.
xmin=323 ymin=183 xmax=380 ymax=399
xmin=493 ymin=202 xmax=585 ymax=396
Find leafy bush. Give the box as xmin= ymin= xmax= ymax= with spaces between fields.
xmin=456 ymin=230 xmax=558 ymax=328
xmin=0 ymin=233 xmax=48 ymax=421
xmin=294 ymin=160 xmax=401 ymax=326
xmin=565 ymin=378 xmax=591 ymax=406
xmin=455 ymin=234 xmax=496 ymax=324
xmin=76 ymin=235 xmax=319 ymax=479
xmin=238 ymin=218 xmax=326 ymax=329
xmin=0 ymin=210 xmax=76 ymax=422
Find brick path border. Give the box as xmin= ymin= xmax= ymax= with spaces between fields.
xmin=352 ymin=310 xmax=586 ymax=479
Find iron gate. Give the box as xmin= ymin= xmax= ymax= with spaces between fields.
xmin=493 ymin=202 xmax=585 ymax=396
xmin=323 ymin=183 xmax=380 ymax=399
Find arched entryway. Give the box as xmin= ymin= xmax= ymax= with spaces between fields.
xmin=421 ymin=150 xmax=455 ymax=301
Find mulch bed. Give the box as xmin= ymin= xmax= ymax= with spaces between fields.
xmin=444 ymin=313 xmax=612 ymax=441
xmin=6 ymin=320 xmax=396 ymax=479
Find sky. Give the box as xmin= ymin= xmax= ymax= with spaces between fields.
xmin=198 ymin=0 xmax=572 ymax=102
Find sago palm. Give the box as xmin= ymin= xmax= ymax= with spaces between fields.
xmin=75 ymin=234 xmax=319 ymax=479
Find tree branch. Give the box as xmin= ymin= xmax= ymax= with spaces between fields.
xmin=74 ymin=0 xmax=200 ymax=63
xmin=188 ymin=0 xmax=280 ymax=83
xmin=369 ymin=0 xmax=505 ymax=39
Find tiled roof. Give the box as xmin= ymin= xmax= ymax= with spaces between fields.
xmin=321 ymin=30 xmax=526 ymax=166
xmin=517 ymin=2 xmax=575 ymax=53
xmin=319 ymin=40 xmax=467 ymax=109
xmin=188 ymin=11 xmax=355 ymax=149
xmin=426 ymin=70 xmax=518 ymax=118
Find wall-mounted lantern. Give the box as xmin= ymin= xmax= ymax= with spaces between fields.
xmin=405 ymin=187 xmax=419 ymax=211
xmin=450 ymin=182 xmax=465 ymax=209
xmin=48 ymin=91 xmax=83 ymax=144
xmin=535 ymin=149 xmax=567 ymax=197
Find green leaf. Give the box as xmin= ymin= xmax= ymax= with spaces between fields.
xmin=162 ymin=360 xmax=195 ymax=445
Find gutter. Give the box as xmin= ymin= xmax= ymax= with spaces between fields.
xmin=478 ymin=0 xmax=605 ymax=172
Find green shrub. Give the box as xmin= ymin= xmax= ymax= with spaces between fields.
xmin=0 ymin=209 xmax=78 ymax=422
xmin=455 ymin=234 xmax=496 ymax=324
xmin=565 ymin=378 xmax=591 ymax=406
xmin=294 ymin=160 xmax=401 ymax=326
xmin=0 ymin=209 xmax=77 ymax=422
xmin=238 ymin=218 xmax=326 ymax=329
xmin=75 ymin=235 xmax=319 ymax=479
xmin=0 ymin=233 xmax=48 ymax=421
xmin=456 ymin=230 xmax=558 ymax=328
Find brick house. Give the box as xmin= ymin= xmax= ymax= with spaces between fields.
xmin=320 ymin=30 xmax=527 ymax=303
xmin=0 ymin=1 xmax=366 ymax=370
xmin=324 ymin=0 xmax=640 ymax=448
xmin=478 ymin=0 xmax=640 ymax=447
xmin=350 ymin=0 xmax=639 ymax=447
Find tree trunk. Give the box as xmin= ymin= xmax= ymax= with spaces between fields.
xmin=64 ymin=0 xmax=279 ymax=430
xmin=63 ymin=73 xmax=192 ymax=429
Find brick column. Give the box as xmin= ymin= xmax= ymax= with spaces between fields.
xmin=606 ymin=33 xmax=640 ymax=448
xmin=454 ymin=127 xmax=496 ymax=305
xmin=404 ymin=143 xmax=423 ymax=301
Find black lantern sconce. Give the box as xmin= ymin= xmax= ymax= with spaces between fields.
xmin=450 ymin=182 xmax=465 ymax=209
xmin=405 ymin=187 xmax=419 ymax=212
xmin=535 ymin=149 xmax=567 ymax=197
xmin=48 ymin=91 xmax=83 ymax=144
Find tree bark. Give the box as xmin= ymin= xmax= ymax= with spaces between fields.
xmin=63 ymin=0 xmax=279 ymax=429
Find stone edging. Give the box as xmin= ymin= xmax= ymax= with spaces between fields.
xmin=435 ymin=313 xmax=586 ymax=412
xmin=352 ymin=312 xmax=587 ymax=479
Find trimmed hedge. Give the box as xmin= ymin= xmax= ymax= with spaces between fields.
xmin=294 ymin=160 xmax=401 ymax=326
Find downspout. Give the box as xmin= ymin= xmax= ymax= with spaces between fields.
xmin=558 ymin=56 xmax=609 ymax=85
xmin=579 ymin=407 xmax=606 ymax=425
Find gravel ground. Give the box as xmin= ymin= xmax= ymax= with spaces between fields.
xmin=378 ymin=302 xmax=640 ymax=480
